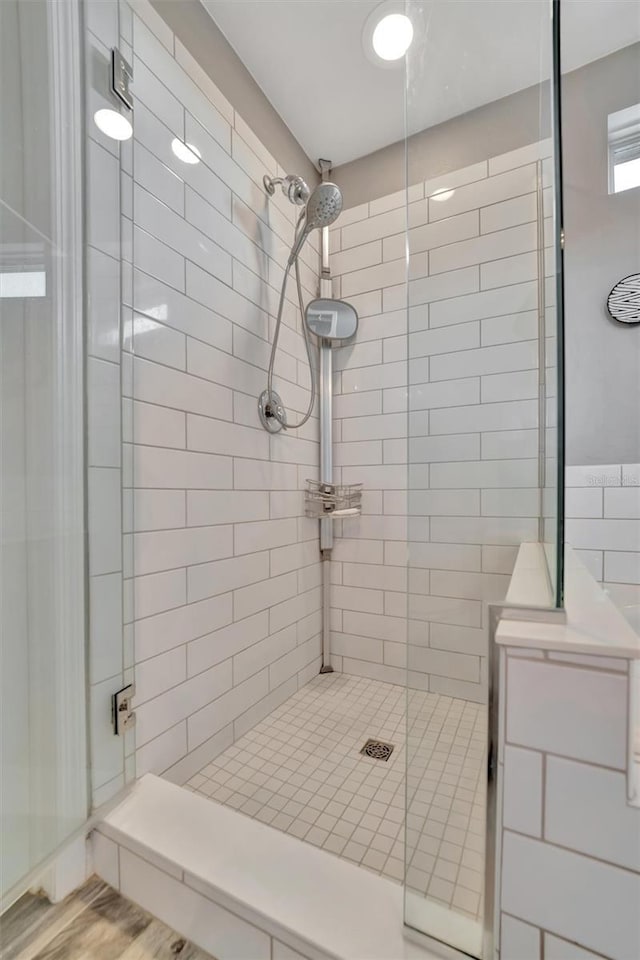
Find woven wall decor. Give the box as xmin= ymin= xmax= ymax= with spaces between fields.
xmin=607 ymin=273 xmax=640 ymax=325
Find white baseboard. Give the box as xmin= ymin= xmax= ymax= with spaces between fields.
xmin=35 ymin=834 xmax=92 ymax=904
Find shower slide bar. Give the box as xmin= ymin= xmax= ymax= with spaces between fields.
xmin=318 ymin=159 xmax=336 ymax=673
xmin=258 ymin=159 xmax=359 ymax=674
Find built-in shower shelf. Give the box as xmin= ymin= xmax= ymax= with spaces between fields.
xmin=305 ymin=479 xmax=362 ymax=518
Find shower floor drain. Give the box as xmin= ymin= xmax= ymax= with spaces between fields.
xmin=360 ymin=738 xmax=394 ymax=761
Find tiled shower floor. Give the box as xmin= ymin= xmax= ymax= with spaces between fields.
xmin=185 ymin=673 xmax=486 ymax=922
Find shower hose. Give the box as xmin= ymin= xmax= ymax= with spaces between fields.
xmin=265 ymin=214 xmax=317 ymax=430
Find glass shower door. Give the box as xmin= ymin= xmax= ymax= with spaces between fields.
xmin=0 ymin=0 xmax=87 ymax=907
xmin=403 ymin=0 xmax=559 ymax=954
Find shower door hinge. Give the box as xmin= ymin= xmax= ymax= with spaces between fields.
xmin=111 ymin=48 xmax=133 ymax=110
xmin=112 ymin=684 xmax=136 ymax=735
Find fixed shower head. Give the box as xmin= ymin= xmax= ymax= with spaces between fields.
xmin=263 ymin=173 xmax=310 ymax=206
xmin=288 ymin=181 xmax=343 ymax=264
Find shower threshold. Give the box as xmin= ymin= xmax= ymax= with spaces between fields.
xmin=93 ymin=673 xmax=485 ymax=959
xmin=93 ymin=773 xmax=436 ymax=960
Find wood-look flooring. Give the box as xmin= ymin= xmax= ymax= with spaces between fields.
xmin=0 ymin=877 xmax=215 ymax=960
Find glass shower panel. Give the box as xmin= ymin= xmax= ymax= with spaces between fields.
xmin=0 ymin=0 xmax=87 ymax=905
xmin=561 ymin=1 xmax=640 ymax=632
xmin=543 ymin=0 xmax=565 ymax=607
xmin=403 ymin=1 xmax=555 ymax=954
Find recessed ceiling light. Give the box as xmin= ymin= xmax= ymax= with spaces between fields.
xmin=94 ymin=108 xmax=132 ymax=141
xmin=430 ymin=187 xmax=455 ymax=202
xmin=363 ymin=2 xmax=414 ymax=68
xmin=372 ymin=13 xmax=413 ymax=61
xmin=171 ymin=138 xmax=202 ymax=165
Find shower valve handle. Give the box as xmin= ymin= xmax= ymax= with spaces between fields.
xmin=265 ymin=396 xmax=287 ymax=429
xmin=272 ymin=401 xmax=288 ymax=429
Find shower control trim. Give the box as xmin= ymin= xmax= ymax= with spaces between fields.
xmin=258 ymin=389 xmax=286 ymax=433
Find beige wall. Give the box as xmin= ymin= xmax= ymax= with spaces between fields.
xmin=562 ymin=43 xmax=640 ymax=465
xmin=334 ymin=84 xmax=550 ymax=210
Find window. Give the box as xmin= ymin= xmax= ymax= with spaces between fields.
xmin=608 ymin=103 xmax=640 ymax=194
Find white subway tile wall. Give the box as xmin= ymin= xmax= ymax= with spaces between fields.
xmin=566 ymin=463 xmax=640 ymax=632
xmin=87 ymin=0 xmax=324 ymax=788
xmin=499 ymin=651 xmax=640 ymax=960
xmin=329 ymin=140 xmax=552 ymax=700
xmin=128 ymin=5 xmax=326 ymax=778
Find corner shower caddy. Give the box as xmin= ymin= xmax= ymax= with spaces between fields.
xmin=304 ymin=480 xmax=363 ymax=518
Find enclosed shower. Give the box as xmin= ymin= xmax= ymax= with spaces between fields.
xmin=2 ymin=1 xmax=639 ymax=959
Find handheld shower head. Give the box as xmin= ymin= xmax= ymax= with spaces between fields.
xmin=288 ymin=181 xmax=343 ymax=265
xmin=259 ymin=177 xmax=343 ymax=434
xmin=306 ymin=181 xmax=343 ymax=229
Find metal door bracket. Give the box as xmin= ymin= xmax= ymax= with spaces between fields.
xmin=112 ymin=684 xmax=136 ymax=735
xmin=111 ymin=48 xmax=133 ymax=110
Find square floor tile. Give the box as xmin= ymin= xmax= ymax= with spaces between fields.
xmin=189 ymin=672 xmax=485 ymax=921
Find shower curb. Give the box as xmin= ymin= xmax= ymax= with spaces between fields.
xmin=92 ymin=774 xmax=437 ymax=960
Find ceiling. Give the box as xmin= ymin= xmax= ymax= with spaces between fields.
xmin=202 ymin=0 xmax=640 ymax=167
